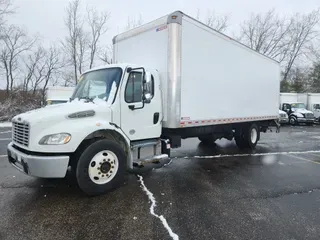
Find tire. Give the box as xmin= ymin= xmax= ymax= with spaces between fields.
xmin=235 ymin=135 xmax=248 ymax=149
xmin=289 ymin=116 xmax=297 ymax=126
xmin=76 ymin=139 xmax=126 ymax=196
xmin=198 ymin=136 xmax=213 ymax=145
xmin=306 ymin=122 xmax=313 ymax=126
xmin=235 ymin=123 xmax=260 ymax=149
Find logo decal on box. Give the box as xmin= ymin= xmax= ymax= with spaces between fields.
xmin=156 ymin=25 xmax=167 ymax=32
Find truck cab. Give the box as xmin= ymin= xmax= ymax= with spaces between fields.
xmin=282 ymin=102 xmax=314 ymax=125
xmin=7 ymin=64 xmax=166 ymax=195
xmin=311 ymin=103 xmax=320 ymax=121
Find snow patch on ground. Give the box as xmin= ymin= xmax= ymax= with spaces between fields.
xmin=137 ymin=175 xmax=179 ymax=240
xmin=192 ymin=150 xmax=320 ymax=159
xmin=0 ymin=122 xmax=12 ymax=128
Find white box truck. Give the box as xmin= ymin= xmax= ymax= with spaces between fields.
xmin=7 ymin=11 xmax=280 ymax=195
xmin=280 ymin=93 xmax=314 ymax=125
xmin=46 ymin=86 xmax=75 ymax=105
xmin=307 ymin=94 xmax=320 ymax=121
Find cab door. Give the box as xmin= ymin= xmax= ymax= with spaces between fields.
xmin=120 ymin=70 xmax=162 ymax=141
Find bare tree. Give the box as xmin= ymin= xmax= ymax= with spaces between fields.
xmin=63 ymin=0 xmax=82 ymax=84
xmin=76 ymin=28 xmax=88 ymax=75
xmin=238 ymin=9 xmax=292 ymax=62
xmin=23 ymin=45 xmax=45 ymax=92
xmin=99 ymin=45 xmax=113 ymax=64
xmin=0 ymin=25 xmax=36 ymax=94
xmin=41 ymin=46 xmax=65 ymax=101
xmin=87 ymin=6 xmax=110 ymax=69
xmin=205 ymin=10 xmax=229 ymax=32
xmin=196 ymin=10 xmax=229 ymax=32
xmin=239 ymin=9 xmax=320 ymax=81
xmin=282 ymin=9 xmax=320 ymax=81
xmin=125 ymin=14 xmax=143 ymax=30
xmin=0 ymin=0 xmax=13 ymax=29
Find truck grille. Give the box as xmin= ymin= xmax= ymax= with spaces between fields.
xmin=280 ymin=114 xmax=286 ymax=118
xmin=12 ymin=121 xmax=30 ymax=147
xmin=305 ymin=113 xmax=314 ymax=119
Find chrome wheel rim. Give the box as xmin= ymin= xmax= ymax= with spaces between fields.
xmin=88 ymin=150 xmax=119 ymax=185
xmin=251 ymin=128 xmax=258 ymax=143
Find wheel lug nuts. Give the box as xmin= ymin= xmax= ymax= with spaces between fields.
xmin=103 ymin=159 xmax=106 ymax=162
xmin=98 ymin=172 xmax=101 ymax=175
xmin=99 ymin=162 xmax=102 ymax=165
xmin=102 ymin=175 xmax=105 ymax=177
xmin=97 ymin=167 xmax=100 ymax=170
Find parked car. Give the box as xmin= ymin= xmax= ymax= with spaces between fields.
xmin=278 ymin=110 xmax=289 ymax=124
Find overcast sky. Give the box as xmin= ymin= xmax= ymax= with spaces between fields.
xmin=7 ymin=0 xmax=320 ymax=47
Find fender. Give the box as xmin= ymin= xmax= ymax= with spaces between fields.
xmin=290 ymin=112 xmax=304 ymax=118
xmin=29 ymin=119 xmax=130 ymax=154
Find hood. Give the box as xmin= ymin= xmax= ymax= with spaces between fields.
xmin=12 ymin=99 xmax=111 ymax=126
xmin=279 ymin=110 xmax=286 ymax=115
xmin=292 ymin=108 xmax=313 ymax=114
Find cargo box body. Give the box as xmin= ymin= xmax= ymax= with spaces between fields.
xmin=113 ymin=11 xmax=280 ymax=129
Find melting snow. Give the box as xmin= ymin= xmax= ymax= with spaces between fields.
xmin=137 ymin=175 xmax=179 ymax=240
xmin=192 ymin=150 xmax=320 ymax=159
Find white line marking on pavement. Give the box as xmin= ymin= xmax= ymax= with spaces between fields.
xmin=289 ymin=154 xmax=320 ymax=165
xmin=0 ymin=138 xmax=11 ymax=141
xmin=0 ymin=131 xmax=11 ymax=134
xmin=307 ymin=152 xmax=320 ymax=158
xmin=137 ymin=175 xmax=179 ymax=240
xmin=0 ymin=155 xmax=7 ymax=158
xmin=192 ymin=150 xmax=320 ymax=159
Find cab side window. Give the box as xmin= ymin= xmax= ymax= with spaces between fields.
xmin=125 ymin=72 xmax=143 ymax=103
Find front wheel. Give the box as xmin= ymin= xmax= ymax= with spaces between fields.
xmin=76 ymin=139 xmax=126 ymax=196
xmin=289 ymin=116 xmax=297 ymax=126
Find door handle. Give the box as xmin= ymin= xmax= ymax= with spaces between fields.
xmin=153 ymin=112 xmax=160 ymax=124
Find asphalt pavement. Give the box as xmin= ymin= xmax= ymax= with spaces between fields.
xmin=1 ymin=125 xmax=320 ymax=240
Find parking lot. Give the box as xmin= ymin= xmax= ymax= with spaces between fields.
xmin=1 ymin=125 xmax=320 ymax=240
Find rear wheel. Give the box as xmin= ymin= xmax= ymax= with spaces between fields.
xmin=76 ymin=139 xmax=126 ymax=196
xmin=198 ymin=136 xmax=214 ymax=145
xmin=235 ymin=123 xmax=260 ymax=149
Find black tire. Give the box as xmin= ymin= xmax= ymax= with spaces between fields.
xmin=198 ymin=136 xmax=214 ymax=145
xmin=235 ymin=135 xmax=248 ymax=149
xmin=306 ymin=122 xmax=313 ymax=126
xmin=235 ymin=123 xmax=260 ymax=149
xmin=245 ymin=123 xmax=260 ymax=149
xmin=289 ymin=116 xmax=297 ymax=126
xmin=76 ymin=139 xmax=126 ymax=196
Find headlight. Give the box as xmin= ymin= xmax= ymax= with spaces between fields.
xmin=39 ymin=133 xmax=71 ymax=145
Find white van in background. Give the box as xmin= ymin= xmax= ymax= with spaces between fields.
xmin=46 ymin=86 xmax=74 ymax=105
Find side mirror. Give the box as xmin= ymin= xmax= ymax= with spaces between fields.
xmin=143 ymin=72 xmax=153 ymax=104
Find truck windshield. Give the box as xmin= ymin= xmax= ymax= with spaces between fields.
xmin=291 ymin=103 xmax=306 ymax=109
xmin=71 ymin=68 xmax=122 ymax=101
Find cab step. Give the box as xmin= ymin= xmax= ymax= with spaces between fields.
xmin=133 ymin=154 xmax=168 ymax=168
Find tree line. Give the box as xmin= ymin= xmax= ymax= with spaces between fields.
xmin=1 ymin=0 xmax=320 ymax=100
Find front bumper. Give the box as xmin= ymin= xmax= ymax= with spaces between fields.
xmin=297 ymin=118 xmax=314 ymax=123
xmin=7 ymin=142 xmax=69 ymax=178
xmin=279 ymin=118 xmax=289 ymax=124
